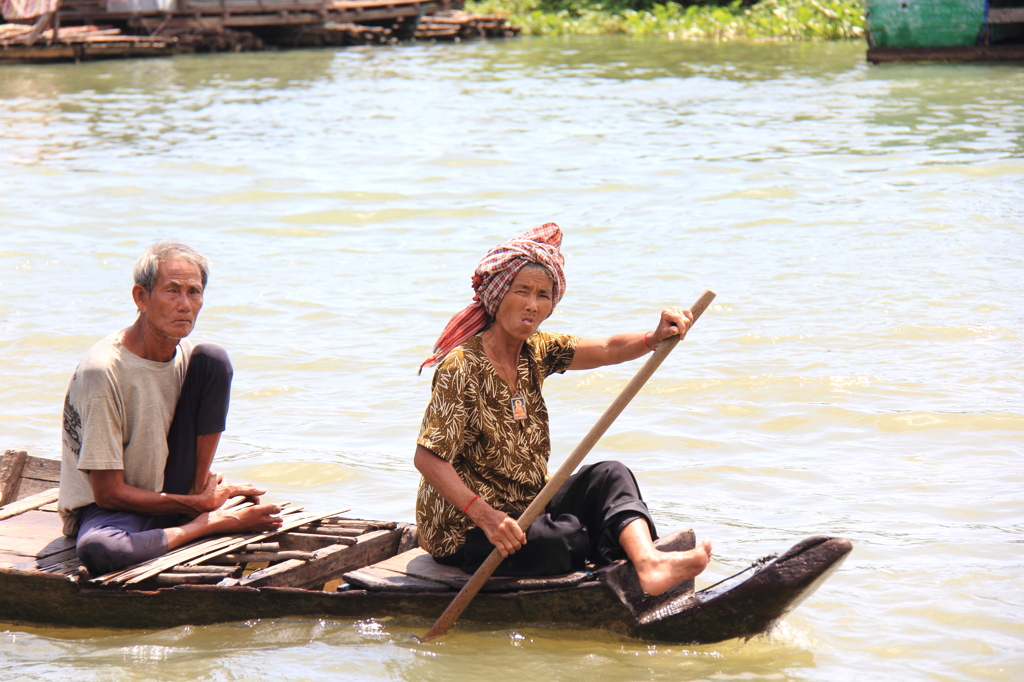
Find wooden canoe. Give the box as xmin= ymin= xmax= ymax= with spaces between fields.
xmin=0 ymin=451 xmax=852 ymax=642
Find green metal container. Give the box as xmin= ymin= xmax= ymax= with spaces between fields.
xmin=866 ymin=0 xmax=987 ymax=47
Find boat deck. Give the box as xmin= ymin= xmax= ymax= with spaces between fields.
xmin=0 ymin=509 xmax=78 ymax=574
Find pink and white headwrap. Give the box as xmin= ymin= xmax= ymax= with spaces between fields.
xmin=420 ymin=223 xmax=567 ymax=372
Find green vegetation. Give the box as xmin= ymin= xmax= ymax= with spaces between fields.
xmin=465 ymin=0 xmax=865 ymax=40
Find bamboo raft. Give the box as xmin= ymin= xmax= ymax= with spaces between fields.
xmin=0 ymin=451 xmax=852 ymax=641
xmin=414 ymin=10 xmax=518 ymax=40
xmin=0 ymin=22 xmax=177 ymax=62
xmin=1 ymin=0 xmax=519 ymax=62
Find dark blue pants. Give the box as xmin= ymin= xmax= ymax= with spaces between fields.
xmin=435 ymin=461 xmax=656 ymax=576
xmin=76 ymin=344 xmax=232 ymax=576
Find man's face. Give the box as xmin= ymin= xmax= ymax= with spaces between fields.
xmin=135 ymin=259 xmax=204 ymax=342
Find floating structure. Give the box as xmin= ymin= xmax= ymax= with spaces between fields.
xmin=0 ymin=22 xmax=177 ymax=60
xmin=1 ymin=0 xmax=518 ymax=63
xmin=0 ymin=451 xmax=852 ymax=641
xmin=866 ymin=0 xmax=1024 ymax=62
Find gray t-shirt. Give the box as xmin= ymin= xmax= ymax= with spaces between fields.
xmin=58 ymin=332 xmax=194 ymax=536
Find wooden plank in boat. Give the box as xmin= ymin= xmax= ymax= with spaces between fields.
xmin=94 ymin=506 xmax=346 ymax=585
xmin=239 ymin=527 xmax=402 ymax=589
xmin=0 ymin=450 xmax=28 ymax=506
xmin=34 ymin=555 xmax=83 ymax=576
xmin=15 ymin=477 xmax=59 ymax=500
xmin=280 ymin=533 xmax=355 ymax=552
xmin=343 ymin=564 xmax=451 ymax=592
xmin=12 ymin=547 xmax=78 ymax=571
xmin=0 ymin=452 xmax=60 ymax=506
xmin=0 ymin=551 xmax=29 ymax=568
xmin=0 ymin=509 xmax=64 ymax=536
xmin=0 ymin=508 xmax=62 ymax=534
xmin=21 ymin=457 xmax=60 ymax=483
xmin=0 ymin=510 xmax=72 ymax=563
xmin=0 ymin=488 xmax=61 ymax=521
xmin=345 ymin=547 xmax=592 ymax=593
xmin=0 ymin=534 xmax=74 ymax=562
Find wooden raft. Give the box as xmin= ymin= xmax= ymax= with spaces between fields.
xmin=0 ymin=24 xmax=177 ymax=63
xmin=414 ymin=10 xmax=519 ymax=40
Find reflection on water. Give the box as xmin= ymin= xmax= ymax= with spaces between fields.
xmin=1 ymin=36 xmax=1023 ymax=680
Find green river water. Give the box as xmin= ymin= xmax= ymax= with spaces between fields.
xmin=0 ymin=36 xmax=1022 ymax=680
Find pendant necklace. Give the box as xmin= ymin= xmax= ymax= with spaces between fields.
xmin=490 ymin=342 xmax=527 ymax=421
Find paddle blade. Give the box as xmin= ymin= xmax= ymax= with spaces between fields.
xmin=422 ymin=548 xmax=503 ymax=641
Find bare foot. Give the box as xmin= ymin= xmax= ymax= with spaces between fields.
xmin=208 ymin=503 xmax=283 ymax=534
xmin=634 ymin=538 xmax=713 ymax=596
xmin=164 ymin=504 xmax=283 ymax=551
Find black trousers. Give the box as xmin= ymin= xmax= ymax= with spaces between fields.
xmin=435 ymin=460 xmax=656 ymax=576
xmin=76 ymin=344 xmax=232 ymax=576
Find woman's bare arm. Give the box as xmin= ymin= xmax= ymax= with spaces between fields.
xmin=414 ymin=445 xmax=526 ymax=556
xmin=568 ymin=306 xmax=694 ymax=371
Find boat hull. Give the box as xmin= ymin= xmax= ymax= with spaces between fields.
xmin=0 ymin=535 xmax=852 ymax=641
xmin=0 ymin=452 xmax=853 ymax=642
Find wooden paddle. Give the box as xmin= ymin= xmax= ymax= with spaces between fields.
xmin=422 ymin=289 xmax=717 ymax=641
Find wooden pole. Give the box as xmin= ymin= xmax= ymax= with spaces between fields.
xmin=422 ymin=289 xmax=717 ymax=641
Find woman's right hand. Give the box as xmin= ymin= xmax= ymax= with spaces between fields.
xmin=470 ymin=501 xmax=527 ymax=557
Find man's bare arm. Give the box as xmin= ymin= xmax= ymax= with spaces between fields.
xmin=89 ymin=469 xmax=264 ymax=516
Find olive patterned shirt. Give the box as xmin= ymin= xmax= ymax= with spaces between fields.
xmin=416 ymin=331 xmax=579 ymax=557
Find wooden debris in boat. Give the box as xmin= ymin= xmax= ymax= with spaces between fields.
xmin=13 ymin=549 xmax=77 ymax=573
xmin=167 ymin=565 xmax=237 ymax=574
xmin=297 ymin=519 xmax=395 ymax=535
xmin=296 ymin=526 xmax=363 ymax=537
xmin=283 ymin=533 xmax=356 ymax=550
xmin=207 ymin=550 xmax=315 ymax=564
xmin=37 ymin=557 xmax=84 ymax=576
xmin=93 ymin=506 xmax=349 ymax=586
xmin=153 ymin=571 xmax=237 ymax=585
xmin=0 ymin=488 xmax=60 ymax=522
xmin=238 ymin=527 xmax=401 ymax=589
xmin=243 ymin=542 xmax=280 ymax=552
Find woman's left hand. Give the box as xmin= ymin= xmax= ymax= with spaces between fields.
xmin=650 ymin=307 xmax=694 ymax=344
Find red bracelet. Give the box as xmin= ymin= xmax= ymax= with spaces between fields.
xmin=462 ymin=494 xmax=481 ymax=514
xmin=642 ymin=332 xmax=658 ymax=352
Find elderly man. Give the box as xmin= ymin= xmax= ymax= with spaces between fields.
xmin=58 ymin=242 xmax=281 ymax=576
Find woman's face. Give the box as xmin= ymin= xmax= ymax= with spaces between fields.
xmin=493 ymin=266 xmax=554 ymax=342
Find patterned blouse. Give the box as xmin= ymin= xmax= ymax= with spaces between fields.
xmin=415 ymin=331 xmax=580 ymax=557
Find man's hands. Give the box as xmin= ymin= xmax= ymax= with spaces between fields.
xmin=89 ymin=469 xmax=271 ymax=519
xmin=189 ymin=472 xmax=266 ymax=514
xmin=468 ymin=500 xmax=527 ymax=558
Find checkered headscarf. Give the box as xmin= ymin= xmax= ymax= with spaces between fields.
xmin=420 ymin=223 xmax=566 ymax=372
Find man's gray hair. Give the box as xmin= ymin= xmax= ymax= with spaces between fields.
xmin=133 ymin=242 xmax=209 ymax=293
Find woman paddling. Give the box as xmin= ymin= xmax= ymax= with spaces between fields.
xmin=414 ymin=224 xmax=712 ymax=596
